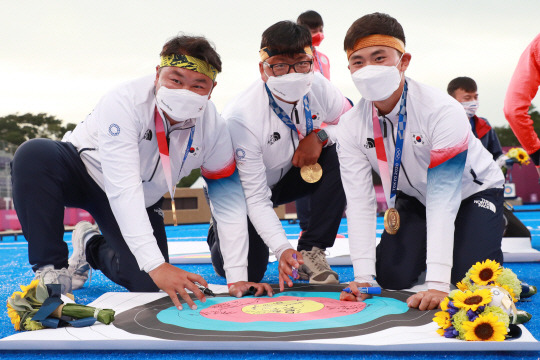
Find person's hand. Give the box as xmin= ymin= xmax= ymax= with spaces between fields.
xmin=228 ymin=281 xmax=274 ymax=298
xmin=406 ymin=289 xmax=448 ymax=310
xmin=292 ymin=132 xmax=323 ymax=168
xmin=149 ymin=262 xmax=207 ymax=310
xmin=339 ymin=282 xmax=372 ymax=302
xmin=278 ymin=249 xmax=304 ymax=291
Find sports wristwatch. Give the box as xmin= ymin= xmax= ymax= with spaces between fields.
xmin=314 ymin=129 xmax=328 ymax=146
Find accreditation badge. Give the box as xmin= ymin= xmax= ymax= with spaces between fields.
xmin=383 ymin=207 xmax=400 ymax=235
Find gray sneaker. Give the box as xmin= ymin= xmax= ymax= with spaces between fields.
xmin=68 ymin=221 xmax=99 ymax=290
xmin=298 ymin=247 xmax=339 ymax=284
xmin=34 ymin=265 xmax=72 ymax=295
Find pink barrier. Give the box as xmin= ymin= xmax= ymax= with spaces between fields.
xmin=64 ymin=208 xmax=95 ymax=226
xmin=1 ymin=208 xmax=94 ymax=231
xmin=0 ymin=209 xmax=22 ymax=231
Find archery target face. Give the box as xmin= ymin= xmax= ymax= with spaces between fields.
xmin=114 ymin=284 xmax=436 ymax=341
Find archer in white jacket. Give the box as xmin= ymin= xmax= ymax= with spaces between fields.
xmin=11 ymin=35 xmax=258 ymax=309
xmin=336 ymin=13 xmax=504 ymax=310
xmin=208 ymin=21 xmax=351 ymax=290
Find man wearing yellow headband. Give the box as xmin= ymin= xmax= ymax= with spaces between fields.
xmin=336 ymin=13 xmax=505 ymax=310
xmin=11 ymin=35 xmax=267 ymax=308
xmin=206 ymin=21 xmax=351 ymax=291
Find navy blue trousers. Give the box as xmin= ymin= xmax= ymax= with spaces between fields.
xmin=376 ymin=189 xmax=504 ymax=289
xmin=207 ymin=144 xmax=346 ymax=282
xmin=11 ymin=139 xmax=168 ymax=292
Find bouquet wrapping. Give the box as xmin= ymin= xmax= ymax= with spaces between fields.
xmin=7 ymin=279 xmax=115 ymax=331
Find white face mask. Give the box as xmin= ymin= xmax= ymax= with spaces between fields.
xmin=266 ymin=72 xmax=314 ymax=102
xmin=461 ymin=100 xmax=479 ymax=118
xmin=155 ymin=85 xmax=209 ymax=122
xmin=351 ymin=56 xmax=403 ymax=101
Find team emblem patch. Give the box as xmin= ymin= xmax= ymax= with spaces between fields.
xmin=189 ymin=145 xmax=201 ymax=157
xmin=235 ymin=148 xmax=246 ymax=161
xmin=109 ymin=123 xmax=121 ymax=136
xmin=412 ymin=133 xmax=424 ymax=145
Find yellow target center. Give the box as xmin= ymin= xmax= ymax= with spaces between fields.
xmin=241 ymin=300 xmax=324 ymax=315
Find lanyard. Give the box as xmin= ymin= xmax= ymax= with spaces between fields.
xmin=314 ymin=50 xmax=325 ymax=78
xmin=372 ymin=81 xmax=408 ymax=208
xmin=154 ymin=107 xmax=195 ymax=225
xmin=264 ymin=84 xmax=312 ymax=137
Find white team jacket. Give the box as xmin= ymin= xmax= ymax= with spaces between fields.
xmin=65 ymin=75 xmax=248 ymax=279
xmin=223 ymin=73 xmax=351 ymax=258
xmin=337 ymin=77 xmax=505 ymax=291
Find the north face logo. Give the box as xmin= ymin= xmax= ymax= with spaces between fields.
xmin=364 ymin=138 xmax=375 ymax=149
xmin=474 ymin=198 xmax=496 ymax=213
xmin=144 ymin=129 xmax=152 ymax=141
xmin=268 ymin=132 xmax=281 ymax=145
xmin=154 ymin=208 xmax=164 ymax=218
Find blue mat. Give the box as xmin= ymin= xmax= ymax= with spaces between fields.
xmin=1 ymin=217 xmax=539 ymax=359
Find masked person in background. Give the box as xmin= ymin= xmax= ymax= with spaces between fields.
xmin=207 ymin=21 xmax=351 ymax=290
xmin=297 ymin=10 xmax=330 ymax=80
xmin=294 ymin=10 xmax=333 ymax=243
xmin=336 ymin=13 xmax=505 ymax=310
xmin=448 ymin=76 xmax=531 ymax=239
xmin=11 ymin=35 xmax=265 ymax=309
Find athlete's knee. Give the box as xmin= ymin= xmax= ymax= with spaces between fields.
xmin=12 ymin=138 xmax=57 ymax=177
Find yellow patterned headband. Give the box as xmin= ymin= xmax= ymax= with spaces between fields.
xmin=346 ymin=34 xmax=405 ymax=59
xmin=259 ymin=46 xmax=313 ymax=62
xmin=160 ymin=54 xmax=218 ymax=81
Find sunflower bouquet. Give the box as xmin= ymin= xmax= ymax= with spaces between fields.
xmin=6 ymin=279 xmax=115 ymax=331
xmin=434 ymin=288 xmax=510 ymax=341
xmin=506 ymin=147 xmax=530 ymax=166
xmin=433 ymin=259 xmax=533 ymax=341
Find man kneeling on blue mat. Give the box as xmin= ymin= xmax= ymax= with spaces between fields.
xmin=10 ymin=34 xmax=267 ymax=309
xmin=336 ymin=13 xmax=505 ymax=310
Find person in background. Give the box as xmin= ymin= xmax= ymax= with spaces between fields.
xmin=295 ymin=10 xmax=332 ymax=236
xmin=297 ymin=10 xmax=330 ymax=80
xmin=448 ymin=76 xmax=530 ymax=239
xmin=503 ymin=33 xmax=540 ymax=179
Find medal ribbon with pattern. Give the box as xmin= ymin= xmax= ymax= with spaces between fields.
xmin=154 ymin=106 xmax=195 ymax=225
xmin=264 ymin=84 xmax=313 ymax=137
xmin=371 ymin=81 xmax=408 ymax=208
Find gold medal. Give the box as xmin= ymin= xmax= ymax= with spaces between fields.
xmin=384 ymin=208 xmax=400 ymax=235
xmin=300 ymin=163 xmax=323 ymax=183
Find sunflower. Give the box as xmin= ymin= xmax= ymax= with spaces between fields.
xmin=498 ymin=284 xmax=517 ymax=303
xmin=6 ymin=301 xmax=21 ymax=331
xmin=507 ymin=147 xmax=530 ymax=166
xmin=433 ymin=311 xmax=452 ymax=329
xmin=515 ymin=148 xmax=530 ymax=165
xmin=462 ymin=312 xmax=507 ymax=341
xmin=440 ymin=296 xmax=450 ymax=311
xmin=469 ymin=259 xmax=502 ymax=285
xmin=18 ymin=279 xmax=39 ymax=298
xmin=453 ymin=289 xmax=492 ymax=311
xmin=456 ymin=281 xmax=469 ymax=291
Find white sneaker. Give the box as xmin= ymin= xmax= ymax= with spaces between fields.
xmin=68 ymin=221 xmax=99 ymax=290
xmin=34 ymin=265 xmax=72 ymax=295
xmin=298 ymin=247 xmax=339 ymax=284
